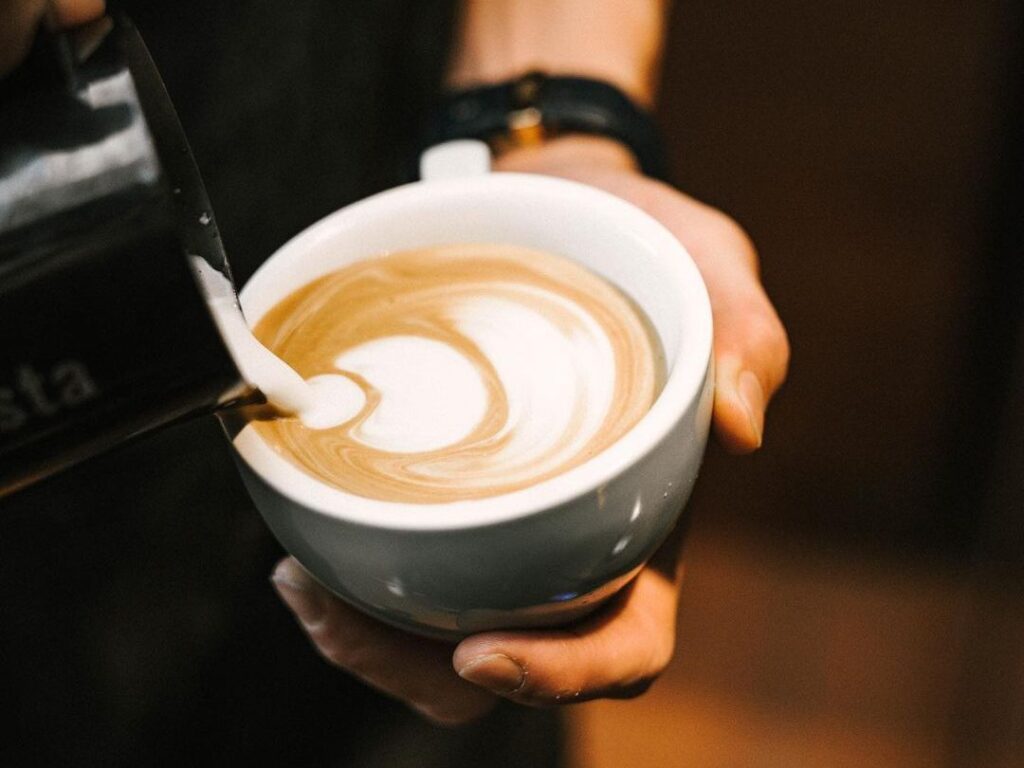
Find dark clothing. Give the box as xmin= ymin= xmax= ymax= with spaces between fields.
xmin=1 ymin=3 xmax=564 ymax=765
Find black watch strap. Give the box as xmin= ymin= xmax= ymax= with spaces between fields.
xmin=422 ymin=72 xmax=669 ymax=181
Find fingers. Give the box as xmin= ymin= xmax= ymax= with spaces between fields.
xmin=274 ymin=553 xmax=682 ymax=717
xmin=272 ymin=556 xmax=681 ymax=717
xmin=271 ymin=557 xmax=496 ymax=726
xmin=709 ymin=278 xmax=790 ymax=454
xmin=453 ymin=565 xmax=679 ymax=706
xmin=653 ymin=191 xmax=790 ymax=453
xmin=0 ymin=0 xmax=105 ymax=76
xmin=49 ymin=0 xmax=105 ymax=27
xmin=490 ymin=148 xmax=790 ymax=454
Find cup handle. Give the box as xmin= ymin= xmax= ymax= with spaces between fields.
xmin=419 ymin=140 xmax=492 ymax=181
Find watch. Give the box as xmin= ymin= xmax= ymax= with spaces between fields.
xmin=422 ymin=72 xmax=670 ymax=181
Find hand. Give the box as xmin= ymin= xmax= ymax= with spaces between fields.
xmin=0 ymin=0 xmax=105 ymax=77
xmin=496 ymin=135 xmax=790 ymax=453
xmin=272 ymin=134 xmax=789 ymax=726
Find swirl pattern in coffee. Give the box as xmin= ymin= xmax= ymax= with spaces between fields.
xmin=251 ymin=243 xmax=663 ymax=502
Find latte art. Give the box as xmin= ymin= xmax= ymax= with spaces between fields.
xmin=252 ymin=243 xmax=663 ymax=502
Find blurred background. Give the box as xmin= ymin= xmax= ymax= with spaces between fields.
xmin=568 ymin=1 xmax=1024 ymax=766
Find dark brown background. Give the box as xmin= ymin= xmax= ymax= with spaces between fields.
xmin=664 ymin=0 xmax=1021 ymax=554
xmin=570 ymin=2 xmax=1023 ymax=765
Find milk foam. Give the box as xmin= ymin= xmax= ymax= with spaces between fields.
xmin=320 ymin=293 xmax=616 ymax=469
xmin=192 ymin=255 xmax=359 ymax=428
xmin=249 ymin=243 xmax=662 ymax=503
xmin=334 ymin=335 xmax=487 ymax=452
xmin=442 ymin=292 xmax=616 ymax=481
xmin=216 ymin=304 xmax=361 ymax=429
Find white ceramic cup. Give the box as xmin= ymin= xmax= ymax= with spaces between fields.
xmin=228 ymin=141 xmax=714 ymax=640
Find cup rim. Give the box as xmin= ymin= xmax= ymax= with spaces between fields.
xmin=232 ymin=172 xmax=712 ymax=531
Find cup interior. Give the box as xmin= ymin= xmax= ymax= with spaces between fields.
xmin=234 ymin=172 xmax=712 ymax=529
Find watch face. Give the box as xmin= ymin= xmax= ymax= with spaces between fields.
xmin=504 ymin=106 xmax=547 ymax=149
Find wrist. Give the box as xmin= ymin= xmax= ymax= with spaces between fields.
xmin=492 ymin=134 xmax=638 ymax=175
xmin=422 ymin=74 xmax=668 ymax=180
xmin=448 ymin=56 xmax=656 ymax=111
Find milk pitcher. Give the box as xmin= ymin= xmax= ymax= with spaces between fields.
xmin=0 ymin=16 xmax=249 ymax=495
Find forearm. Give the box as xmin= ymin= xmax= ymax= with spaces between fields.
xmin=447 ymin=0 xmax=670 ymax=108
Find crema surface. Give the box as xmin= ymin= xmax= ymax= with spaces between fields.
xmin=252 ymin=243 xmax=662 ymax=502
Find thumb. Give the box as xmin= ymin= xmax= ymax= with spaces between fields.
xmin=707 ymin=272 xmax=789 ymax=453
xmin=638 ymin=187 xmax=790 ymax=454
xmin=676 ymin=216 xmax=789 ymax=454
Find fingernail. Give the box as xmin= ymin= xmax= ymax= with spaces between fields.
xmin=456 ymin=654 xmax=525 ymax=694
xmin=271 ymin=559 xmax=325 ymax=630
xmin=737 ymin=370 xmax=765 ymax=448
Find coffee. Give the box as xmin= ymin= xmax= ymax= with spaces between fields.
xmin=250 ymin=243 xmax=664 ymax=503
